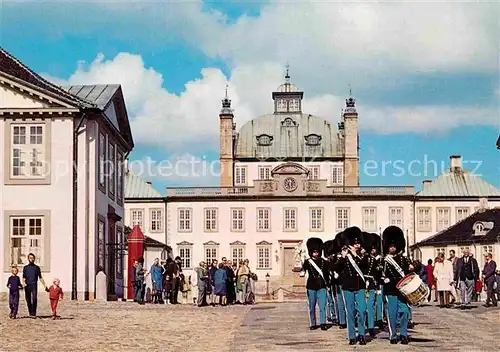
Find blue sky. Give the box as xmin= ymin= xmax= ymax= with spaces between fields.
xmin=1 ymin=1 xmax=498 ymax=191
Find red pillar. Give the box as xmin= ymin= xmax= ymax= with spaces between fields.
xmin=127 ymin=225 xmax=145 ymax=300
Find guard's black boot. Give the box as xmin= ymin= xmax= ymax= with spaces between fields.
xmin=320 ymin=324 xmax=327 ymax=331
xmin=358 ymin=336 xmax=366 ymax=345
xmin=390 ymin=339 xmax=397 ymax=344
xmin=401 ymin=336 xmax=409 ymax=345
xmin=349 ymin=339 xmax=356 ymax=345
xmin=339 ymin=323 xmax=347 ymax=329
xmin=309 ymin=325 xmax=317 ymax=330
xmin=368 ymin=328 xmax=376 ymax=337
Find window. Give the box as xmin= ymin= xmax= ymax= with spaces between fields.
xmin=332 ymin=165 xmax=343 ymax=185
xmin=289 ymin=98 xmax=300 ymax=112
xmin=204 ymin=208 xmax=218 ymax=232
xmin=150 ymin=209 xmax=163 ymax=232
xmin=204 ymin=246 xmax=218 ymax=264
xmin=459 ymin=246 xmax=470 ymax=254
xmin=130 ymin=209 xmax=144 ymax=229
xmin=305 ymin=134 xmax=322 ymax=146
xmin=282 ymin=117 xmax=296 ymax=126
xmin=178 ymin=208 xmax=192 ymax=232
xmin=231 ymin=246 xmax=245 ymax=266
xmin=9 ymin=124 xmax=47 ymax=178
xmin=310 ymin=207 xmax=324 ymax=231
xmin=277 ymin=99 xmax=287 ymax=112
xmin=231 ymin=208 xmax=245 ymax=231
xmin=389 ymin=207 xmax=404 ymax=228
xmin=307 ymin=166 xmax=320 ymax=180
xmin=336 ymin=207 xmax=350 ymax=230
xmin=456 ymin=208 xmax=470 ymax=222
xmin=283 ymin=208 xmax=297 ymax=231
xmin=436 ymin=207 xmax=451 ymax=231
xmin=97 ymin=216 xmax=106 ymax=271
xmin=116 ymin=152 xmax=124 ymax=203
xmin=178 ymin=247 xmax=192 ymax=269
xmin=9 ymin=215 xmax=44 ymax=267
xmin=235 ymin=166 xmax=247 ymax=186
xmin=482 ymin=245 xmax=493 ymax=256
xmin=435 ymin=248 xmax=445 ymax=257
xmin=258 ymin=166 xmax=271 ymax=180
xmin=256 ymin=134 xmax=273 ymax=146
xmin=257 ymin=245 xmax=271 ymax=269
xmin=362 ymin=207 xmax=377 ymax=232
xmin=257 ymin=208 xmax=271 ymax=232
xmin=108 ymin=142 xmax=115 ymax=197
xmin=98 ymin=132 xmax=107 ymax=191
xmin=417 ymin=207 xmax=431 ymax=231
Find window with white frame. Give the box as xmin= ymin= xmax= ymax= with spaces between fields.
xmin=283 ymin=208 xmax=297 ymax=231
xmin=108 ymin=142 xmax=115 ymax=196
xmin=307 ymin=166 xmax=320 ymax=180
xmin=9 ymin=216 xmax=44 ymax=267
xmin=11 ymin=124 xmax=46 ymax=178
xmin=332 ymin=165 xmax=343 ymax=185
xmin=257 ymin=208 xmax=271 ymax=231
xmin=178 ymin=208 xmax=192 ymax=232
xmin=150 ymin=209 xmax=163 ymax=232
xmin=362 ymin=207 xmax=377 ymax=232
xmin=178 ymin=247 xmax=192 ymax=269
xmin=231 ymin=208 xmax=245 ymax=231
xmin=310 ymin=207 xmax=324 ymax=231
xmin=435 ymin=248 xmax=445 ymax=257
xmin=204 ymin=246 xmax=218 ymax=264
xmin=98 ymin=132 xmax=106 ymax=190
xmin=336 ymin=208 xmax=350 ymax=230
xmin=436 ymin=207 xmax=451 ymax=231
xmin=389 ymin=207 xmax=404 ymax=228
xmin=459 ymin=246 xmax=470 ymax=254
xmin=130 ymin=209 xmax=144 ymax=229
xmin=235 ymin=166 xmax=247 ymax=186
xmin=258 ymin=166 xmax=271 ymax=180
xmin=231 ymin=246 xmax=245 ymax=266
xmin=116 ymin=151 xmax=124 ymax=203
xmin=482 ymin=245 xmax=494 ymax=257
xmin=204 ymin=208 xmax=218 ymax=232
xmin=289 ymin=98 xmax=300 ymax=112
xmin=277 ymin=99 xmax=287 ymax=112
xmin=257 ymin=245 xmax=271 ymax=269
xmin=417 ymin=207 xmax=431 ymax=231
xmin=456 ymin=208 xmax=470 ymax=222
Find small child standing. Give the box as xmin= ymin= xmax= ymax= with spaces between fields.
xmin=48 ymin=278 xmax=63 ymax=319
xmin=6 ymin=266 xmax=22 ymax=319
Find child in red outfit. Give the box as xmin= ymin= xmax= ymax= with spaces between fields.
xmin=48 ymin=278 xmax=63 ymax=319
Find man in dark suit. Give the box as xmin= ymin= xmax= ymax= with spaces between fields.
xmin=482 ymin=253 xmax=497 ymax=307
xmin=453 ymin=249 xmax=479 ymax=309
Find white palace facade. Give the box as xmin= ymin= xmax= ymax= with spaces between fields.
xmin=124 ymin=72 xmax=500 ymax=287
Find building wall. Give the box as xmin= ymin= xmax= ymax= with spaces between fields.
xmin=419 ymin=243 xmax=500 ymax=271
xmin=123 ymin=200 xmax=166 ymax=243
xmin=166 ymin=199 xmax=413 ymax=279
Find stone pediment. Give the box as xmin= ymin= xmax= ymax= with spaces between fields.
xmin=271 ymin=162 xmax=308 ymax=176
xmin=203 ymin=240 xmax=220 ymax=246
xmin=230 ymin=240 xmax=246 ymax=246
xmin=176 ymin=240 xmax=193 ymax=246
xmin=256 ymin=240 xmax=272 ymax=246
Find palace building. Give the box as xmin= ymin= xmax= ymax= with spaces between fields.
xmin=125 ymin=72 xmax=500 ymax=292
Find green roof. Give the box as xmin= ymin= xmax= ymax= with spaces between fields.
xmin=417 ymin=169 xmax=500 ymax=197
xmin=124 ymin=171 xmax=162 ymax=198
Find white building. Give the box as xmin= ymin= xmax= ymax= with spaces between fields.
xmin=0 ymin=47 xmax=134 ymax=300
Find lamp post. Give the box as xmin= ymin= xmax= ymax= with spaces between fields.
xmin=266 ymin=273 xmax=270 ymax=299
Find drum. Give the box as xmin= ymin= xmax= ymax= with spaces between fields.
xmin=396 ymin=273 xmax=429 ymax=305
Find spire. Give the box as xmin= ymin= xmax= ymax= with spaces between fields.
xmin=344 ymin=85 xmax=357 ymax=113
xmin=285 ymin=63 xmax=290 ymax=84
xmin=221 ymin=83 xmax=233 ymax=114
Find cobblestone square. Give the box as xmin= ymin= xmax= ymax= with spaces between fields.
xmin=1 ymin=297 xmax=499 ymax=351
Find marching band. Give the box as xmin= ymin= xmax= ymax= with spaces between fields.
xmin=300 ymin=225 xmax=425 ymax=345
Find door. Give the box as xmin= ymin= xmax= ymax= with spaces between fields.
xmin=283 ymin=247 xmax=296 ymax=276
xmin=107 ymin=221 xmax=116 ymax=295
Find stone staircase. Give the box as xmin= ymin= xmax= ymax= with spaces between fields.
xmin=255 ymin=274 xmax=307 ymax=301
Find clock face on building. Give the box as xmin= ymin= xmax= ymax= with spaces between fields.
xmin=283 ymin=177 xmax=298 ymax=192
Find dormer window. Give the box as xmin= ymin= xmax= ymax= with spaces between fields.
xmin=277 ymin=99 xmax=287 ymax=112
xmin=473 ymin=221 xmax=494 ymax=236
xmin=256 ymin=134 xmax=273 ymax=146
xmin=305 ymin=134 xmax=322 ymax=146
xmin=281 ymin=118 xmax=297 ymax=127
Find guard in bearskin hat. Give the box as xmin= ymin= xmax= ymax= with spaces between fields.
xmin=301 ymin=237 xmax=329 ymax=331
xmin=335 ymin=227 xmax=368 ymax=345
xmin=332 ymin=231 xmax=347 ymax=329
xmin=323 ymin=239 xmax=338 ymax=325
xmin=381 ymin=226 xmax=414 ymax=345
xmin=362 ymin=232 xmax=384 ymax=335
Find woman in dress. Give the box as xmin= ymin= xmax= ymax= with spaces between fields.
xmin=214 ymin=263 xmax=228 ymax=306
xmin=433 ymin=253 xmax=454 ymax=308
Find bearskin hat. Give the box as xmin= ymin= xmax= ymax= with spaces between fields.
xmin=333 ymin=232 xmax=343 ymax=253
xmin=339 ymin=226 xmax=364 ymax=247
xmin=323 ymin=239 xmax=336 ymax=257
xmin=362 ymin=232 xmax=381 ymax=253
xmin=306 ymin=237 xmax=324 ymax=257
xmin=382 ymin=226 xmax=406 ymax=254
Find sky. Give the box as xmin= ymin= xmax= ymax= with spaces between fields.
xmin=1 ymin=1 xmax=499 ymax=192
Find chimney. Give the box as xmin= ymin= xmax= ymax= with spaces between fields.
xmin=450 ymin=155 xmax=462 ymax=172
xmin=422 ymin=180 xmax=432 ymax=191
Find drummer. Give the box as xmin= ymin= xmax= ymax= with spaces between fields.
xmin=381 ymin=226 xmax=414 ymax=345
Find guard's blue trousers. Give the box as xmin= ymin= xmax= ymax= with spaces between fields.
xmin=366 ymin=289 xmax=376 ymax=329
xmin=326 ymin=287 xmax=337 ymax=322
xmin=376 ymin=286 xmax=384 ymax=322
xmin=336 ymin=285 xmax=346 ymax=325
xmin=385 ymin=294 xmax=409 ymax=340
xmin=307 ymin=288 xmax=327 ymax=327
xmin=342 ymin=289 xmax=366 ymax=340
